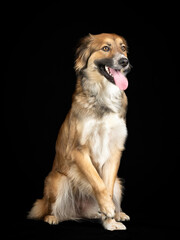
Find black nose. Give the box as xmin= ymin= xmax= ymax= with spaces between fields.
xmin=118 ymin=58 xmax=129 ymax=67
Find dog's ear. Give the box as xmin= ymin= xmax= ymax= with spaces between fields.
xmin=74 ymin=34 xmax=94 ymax=74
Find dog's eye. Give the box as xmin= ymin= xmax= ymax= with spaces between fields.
xmin=121 ymin=45 xmax=126 ymax=52
xmin=102 ymin=46 xmax=110 ymax=52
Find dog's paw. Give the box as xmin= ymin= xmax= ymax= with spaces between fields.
xmin=100 ymin=202 xmax=116 ymax=219
xmin=97 ymin=190 xmax=116 ymax=218
xmin=115 ymin=211 xmax=130 ymax=222
xmin=102 ymin=218 xmax=126 ymax=231
xmin=44 ymin=215 xmax=59 ymax=225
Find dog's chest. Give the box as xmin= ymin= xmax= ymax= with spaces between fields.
xmin=79 ymin=114 xmax=127 ymax=168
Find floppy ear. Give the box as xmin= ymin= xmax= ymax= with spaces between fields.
xmin=74 ymin=34 xmax=94 ymax=74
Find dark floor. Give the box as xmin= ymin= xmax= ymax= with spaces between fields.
xmin=7 ymin=217 xmax=178 ymax=240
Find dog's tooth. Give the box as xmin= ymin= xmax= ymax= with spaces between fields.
xmin=105 ymin=66 xmax=113 ymax=77
xmin=108 ymin=68 xmax=112 ymax=76
xmin=108 ymin=67 xmax=112 ymax=76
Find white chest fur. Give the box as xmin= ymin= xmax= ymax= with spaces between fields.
xmin=79 ymin=114 xmax=127 ymax=168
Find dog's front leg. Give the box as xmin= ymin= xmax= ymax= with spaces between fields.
xmin=72 ymin=148 xmax=115 ymax=218
xmin=102 ymin=149 xmax=122 ymax=197
xmin=101 ymin=149 xmax=129 ymax=230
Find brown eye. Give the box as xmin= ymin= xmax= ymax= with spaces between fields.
xmin=121 ymin=45 xmax=126 ymax=52
xmin=102 ymin=46 xmax=110 ymax=52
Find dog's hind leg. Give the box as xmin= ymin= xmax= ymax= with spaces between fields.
xmin=29 ymin=170 xmax=80 ymax=225
xmin=78 ymin=195 xmax=101 ymax=219
xmin=48 ymin=172 xmax=80 ymax=222
xmin=27 ymin=170 xmax=61 ymax=223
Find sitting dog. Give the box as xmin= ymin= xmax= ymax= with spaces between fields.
xmin=28 ymin=33 xmax=131 ymax=231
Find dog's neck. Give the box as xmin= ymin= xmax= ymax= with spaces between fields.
xmin=73 ymin=76 xmax=126 ymax=118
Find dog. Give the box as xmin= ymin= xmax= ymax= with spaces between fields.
xmin=28 ymin=33 xmax=131 ymax=231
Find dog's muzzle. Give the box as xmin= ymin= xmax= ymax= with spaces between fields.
xmin=112 ymin=53 xmax=131 ymax=73
xmin=95 ymin=54 xmax=131 ymax=90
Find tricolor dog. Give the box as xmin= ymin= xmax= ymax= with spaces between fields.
xmin=28 ymin=33 xmax=131 ymax=231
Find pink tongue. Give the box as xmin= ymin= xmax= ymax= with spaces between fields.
xmin=109 ymin=68 xmax=128 ymax=90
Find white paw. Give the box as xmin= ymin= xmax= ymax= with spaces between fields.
xmin=115 ymin=211 xmax=130 ymax=221
xmin=44 ymin=215 xmax=59 ymax=225
xmin=100 ymin=205 xmax=116 ymax=219
xmin=97 ymin=190 xmax=116 ymax=218
xmin=103 ymin=218 xmax=126 ymax=231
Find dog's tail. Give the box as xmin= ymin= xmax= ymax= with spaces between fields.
xmin=27 ymin=198 xmax=48 ymax=220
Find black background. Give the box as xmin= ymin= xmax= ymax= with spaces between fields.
xmin=3 ymin=2 xmax=179 ymax=240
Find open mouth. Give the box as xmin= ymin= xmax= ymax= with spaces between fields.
xmin=98 ymin=65 xmax=129 ymax=91
xmin=98 ymin=65 xmax=114 ymax=83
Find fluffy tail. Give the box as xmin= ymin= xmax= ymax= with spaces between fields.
xmin=27 ymin=198 xmax=48 ymax=220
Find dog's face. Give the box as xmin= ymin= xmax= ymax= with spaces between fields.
xmin=75 ymin=33 xmax=131 ymax=91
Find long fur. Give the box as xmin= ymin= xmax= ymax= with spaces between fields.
xmin=28 ymin=33 xmax=130 ymax=230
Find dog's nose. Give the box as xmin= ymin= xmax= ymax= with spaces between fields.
xmin=118 ymin=58 xmax=129 ymax=67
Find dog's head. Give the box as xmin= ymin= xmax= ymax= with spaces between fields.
xmin=75 ymin=33 xmax=131 ymax=91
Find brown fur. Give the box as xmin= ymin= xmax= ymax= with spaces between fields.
xmin=28 ymin=33 xmax=130 ymax=231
